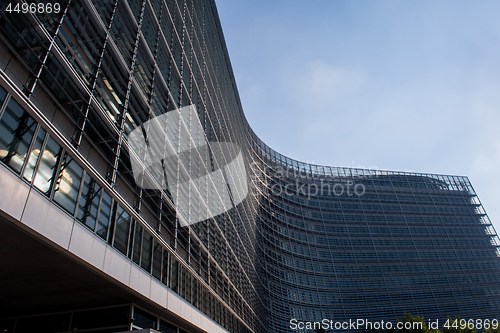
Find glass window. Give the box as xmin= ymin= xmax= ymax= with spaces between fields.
xmin=53 ymin=153 xmax=84 ymax=214
xmin=97 ymin=191 xmax=113 ymax=240
xmin=34 ymin=136 xmax=62 ymax=194
xmin=192 ymin=278 xmax=198 ymax=307
xmin=162 ymin=251 xmax=169 ymax=286
xmin=113 ymin=205 xmax=131 ymax=255
xmin=0 ymin=318 xmax=15 ymax=333
xmin=70 ymin=306 xmax=129 ymax=331
xmin=141 ymin=231 xmax=152 ymax=272
xmin=179 ymin=266 xmax=186 ymax=298
xmin=132 ymin=308 xmax=156 ymax=330
xmin=159 ymin=320 xmax=177 ymax=333
xmin=170 ymin=258 xmax=178 ymax=293
xmin=202 ymin=289 xmax=208 ymax=313
xmin=0 ymin=86 xmax=7 ymax=105
xmin=132 ymin=221 xmax=142 ymax=265
xmin=23 ymin=128 xmax=46 ymax=182
xmin=77 ymin=174 xmax=101 ymax=231
xmin=152 ymin=240 xmax=162 ymax=280
xmin=0 ymin=98 xmax=37 ymax=173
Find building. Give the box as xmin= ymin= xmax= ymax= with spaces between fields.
xmin=256 ymin=159 xmax=500 ymax=332
xmin=0 ymin=0 xmax=499 ymax=333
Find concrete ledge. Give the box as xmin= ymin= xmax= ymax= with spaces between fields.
xmin=21 ymin=189 xmax=74 ymax=249
xmin=0 ymin=164 xmax=30 ymax=220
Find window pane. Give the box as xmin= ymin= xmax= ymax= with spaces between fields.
xmin=132 ymin=221 xmax=142 ymax=264
xmin=185 ymin=269 xmax=191 ymax=303
xmin=0 ymin=86 xmax=7 ymax=106
xmin=15 ymin=313 xmax=71 ymax=333
xmin=34 ymin=136 xmax=62 ymax=194
xmin=70 ymin=306 xmax=130 ymax=331
xmin=53 ymin=153 xmax=84 ymax=214
xmin=170 ymin=258 xmax=178 ymax=293
xmin=141 ymin=231 xmax=152 ymax=272
xmin=113 ymin=205 xmax=130 ymax=255
xmin=159 ymin=320 xmax=176 ymax=333
xmin=192 ymin=278 xmax=198 ymax=307
xmin=23 ymin=128 xmax=46 ymax=182
xmin=162 ymin=251 xmax=169 ymax=285
xmin=133 ymin=308 xmax=156 ymax=330
xmin=97 ymin=191 xmax=113 ymax=240
xmin=0 ymin=99 xmax=37 ymax=173
xmin=152 ymin=240 xmax=162 ymax=280
xmin=77 ymin=174 xmax=101 ymax=231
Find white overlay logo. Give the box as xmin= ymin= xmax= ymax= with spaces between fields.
xmin=127 ymin=105 xmax=248 ymax=226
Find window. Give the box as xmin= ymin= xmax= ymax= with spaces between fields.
xmin=96 ymin=191 xmax=112 ymax=240
xmin=0 ymin=98 xmax=37 ymax=173
xmin=77 ymin=174 xmax=101 ymax=231
xmin=23 ymin=127 xmax=46 ymax=182
xmin=152 ymin=239 xmax=162 ymax=279
xmin=141 ymin=231 xmax=152 ymax=272
xmin=113 ymin=205 xmax=131 ymax=255
xmin=162 ymin=250 xmax=169 ymax=285
xmin=159 ymin=320 xmax=177 ymax=333
xmin=53 ymin=153 xmax=84 ymax=214
xmin=132 ymin=308 xmax=156 ymax=329
xmin=170 ymin=257 xmax=178 ymax=293
xmin=34 ymin=136 xmax=62 ymax=195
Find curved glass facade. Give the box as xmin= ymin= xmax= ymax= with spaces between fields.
xmin=250 ymin=144 xmax=500 ymax=331
xmin=0 ymin=0 xmax=500 ymax=332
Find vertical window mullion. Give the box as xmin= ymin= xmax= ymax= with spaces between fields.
xmin=18 ymin=123 xmax=40 ymax=177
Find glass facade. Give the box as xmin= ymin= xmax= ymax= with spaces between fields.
xmin=252 ymin=149 xmax=500 ymax=332
xmin=0 ymin=1 xmax=499 ymax=333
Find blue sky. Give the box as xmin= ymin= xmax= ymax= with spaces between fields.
xmin=214 ymin=0 xmax=500 ymax=231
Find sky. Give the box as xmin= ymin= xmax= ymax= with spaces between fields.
xmin=214 ymin=0 xmax=500 ymax=232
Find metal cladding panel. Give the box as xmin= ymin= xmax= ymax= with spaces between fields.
xmin=0 ymin=164 xmax=30 ymax=220
xmin=22 ymin=190 xmax=74 ymax=249
xmin=69 ymin=222 xmax=107 ymax=270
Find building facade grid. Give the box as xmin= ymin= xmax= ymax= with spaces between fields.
xmin=0 ymin=0 xmax=500 ymax=333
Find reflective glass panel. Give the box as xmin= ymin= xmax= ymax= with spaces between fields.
xmin=159 ymin=320 xmax=176 ymax=333
xmin=133 ymin=308 xmax=156 ymax=330
xmin=132 ymin=221 xmax=142 ymax=264
xmin=152 ymin=240 xmax=162 ymax=279
xmin=0 ymin=99 xmax=36 ymax=173
xmin=34 ymin=136 xmax=62 ymax=194
xmin=0 ymin=86 xmax=7 ymax=105
xmin=141 ymin=231 xmax=152 ymax=272
xmin=53 ymin=153 xmax=84 ymax=214
xmin=113 ymin=205 xmax=130 ymax=254
xmin=77 ymin=174 xmax=101 ymax=231
xmin=23 ymin=128 xmax=46 ymax=182
xmin=97 ymin=191 xmax=113 ymax=240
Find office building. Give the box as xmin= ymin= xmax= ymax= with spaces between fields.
xmin=0 ymin=0 xmax=499 ymax=332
